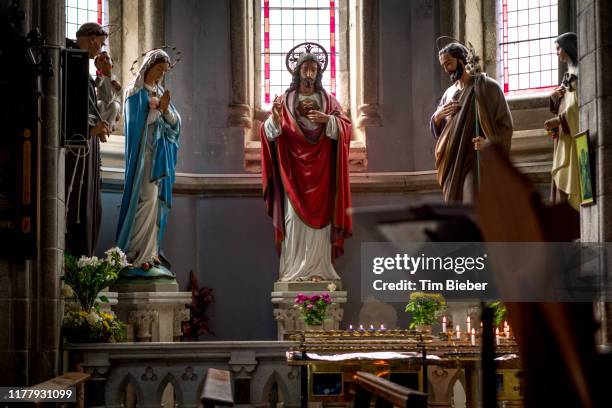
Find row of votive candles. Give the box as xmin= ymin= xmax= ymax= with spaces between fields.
xmin=348 ymin=324 xmax=386 ymax=331
xmin=443 ymin=316 xmax=512 ymax=345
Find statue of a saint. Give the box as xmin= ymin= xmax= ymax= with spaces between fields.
xmin=260 ymin=43 xmax=352 ymax=282
xmin=94 ymin=51 xmax=122 ymax=132
xmin=116 ymin=48 xmax=181 ymax=279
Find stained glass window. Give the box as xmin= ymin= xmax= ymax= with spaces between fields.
xmin=261 ymin=0 xmax=339 ymax=109
xmin=498 ymin=0 xmax=559 ymax=95
xmin=65 ymin=0 xmax=108 ymax=76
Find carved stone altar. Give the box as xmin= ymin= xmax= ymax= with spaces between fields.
xmin=271 ymin=281 xmax=347 ymax=340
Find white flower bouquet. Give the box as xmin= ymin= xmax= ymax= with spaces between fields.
xmin=62 ymin=247 xmax=129 ymax=342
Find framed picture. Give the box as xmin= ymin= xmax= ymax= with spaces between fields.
xmin=574 ymin=130 xmax=594 ymax=206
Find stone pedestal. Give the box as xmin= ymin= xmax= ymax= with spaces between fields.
xmin=111 ymin=292 xmax=191 ymax=342
xmin=271 ymin=281 xmax=347 ymax=340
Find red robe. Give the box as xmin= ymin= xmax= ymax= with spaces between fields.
xmin=260 ymin=89 xmax=352 ymax=261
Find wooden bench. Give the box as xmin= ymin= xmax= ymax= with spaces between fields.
xmin=20 ymin=371 xmax=90 ymax=407
xmin=353 ymin=371 xmax=427 ymax=408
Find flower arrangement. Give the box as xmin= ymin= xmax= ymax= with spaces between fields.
xmin=63 ymin=247 xmax=129 ymax=311
xmin=405 ymin=292 xmax=447 ymax=329
xmin=63 ymin=310 xmax=126 ymax=343
xmin=62 ymin=247 xmax=129 ymax=343
xmin=294 ymin=293 xmax=333 ymax=326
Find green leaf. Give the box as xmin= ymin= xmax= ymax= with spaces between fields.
xmin=99 ymin=295 xmax=109 ymax=303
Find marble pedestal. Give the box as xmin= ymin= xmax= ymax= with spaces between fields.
xmin=271 ymin=281 xmax=347 ymax=340
xmin=111 ymin=291 xmax=191 ymax=342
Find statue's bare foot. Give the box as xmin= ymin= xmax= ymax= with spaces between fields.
xmin=152 ymin=256 xmax=161 ymax=265
xmin=311 ymin=275 xmax=323 ymax=283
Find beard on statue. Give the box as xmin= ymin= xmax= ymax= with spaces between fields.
xmin=450 ymin=60 xmax=464 ymax=83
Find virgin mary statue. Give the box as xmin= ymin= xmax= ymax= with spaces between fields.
xmin=116 ymin=48 xmax=181 ymax=279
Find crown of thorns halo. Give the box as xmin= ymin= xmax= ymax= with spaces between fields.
xmin=129 ymin=46 xmax=182 ymax=76
xmin=285 ymin=42 xmax=328 ymax=75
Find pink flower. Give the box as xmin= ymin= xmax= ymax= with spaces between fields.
xmin=295 ymin=294 xmax=307 ymax=304
xmin=306 ymin=304 xmax=314 ymax=310
xmin=310 ymin=295 xmax=320 ymax=302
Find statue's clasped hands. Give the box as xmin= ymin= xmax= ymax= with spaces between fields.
xmin=149 ymin=90 xmax=171 ymax=114
xmin=158 ymin=90 xmax=171 ymax=113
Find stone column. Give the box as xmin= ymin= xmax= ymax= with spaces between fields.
xmin=355 ymin=0 xmax=382 ymax=132
xmin=577 ymin=0 xmax=612 ymax=344
xmin=228 ymin=0 xmax=253 ymax=129
xmin=32 ymin=0 xmax=64 ymax=384
xmin=121 ymin=0 xmax=165 ymax=89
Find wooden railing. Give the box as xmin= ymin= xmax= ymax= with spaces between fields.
xmin=353 ymin=371 xmax=427 ymax=408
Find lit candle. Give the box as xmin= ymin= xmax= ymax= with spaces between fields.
xmin=369 ymin=324 xmax=375 ymax=331
xmin=456 ymin=324 xmax=461 ymax=340
xmin=359 ymin=324 xmax=364 ymax=331
xmin=470 ymin=328 xmax=475 ymax=346
xmin=466 ymin=316 xmax=471 ymax=334
xmin=349 ymin=324 xmax=353 ymax=331
xmin=380 ymin=324 xmax=386 ymax=331
xmin=442 ymin=316 xmax=447 ymax=333
xmin=504 ymin=321 xmax=510 ymax=338
xmin=480 ymin=321 xmax=483 ymax=332
xmin=496 ymin=327 xmax=500 ymax=345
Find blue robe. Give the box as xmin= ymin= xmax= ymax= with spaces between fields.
xmin=116 ymin=87 xmax=181 ymax=265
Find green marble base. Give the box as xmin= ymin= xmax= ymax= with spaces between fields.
xmin=121 ymin=264 xmax=175 ymax=279
xmin=111 ymin=266 xmax=178 ymax=292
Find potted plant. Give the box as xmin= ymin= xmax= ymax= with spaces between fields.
xmin=182 ymin=270 xmax=215 ymax=340
xmin=61 ymin=247 xmax=129 ymax=343
xmin=490 ymin=301 xmax=507 ymax=328
xmin=294 ymin=293 xmax=333 ymax=328
xmin=405 ymin=292 xmax=447 ymax=332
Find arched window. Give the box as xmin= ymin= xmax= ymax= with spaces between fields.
xmin=230 ymin=0 xmax=376 ymax=172
xmin=260 ymin=0 xmax=340 ymax=109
